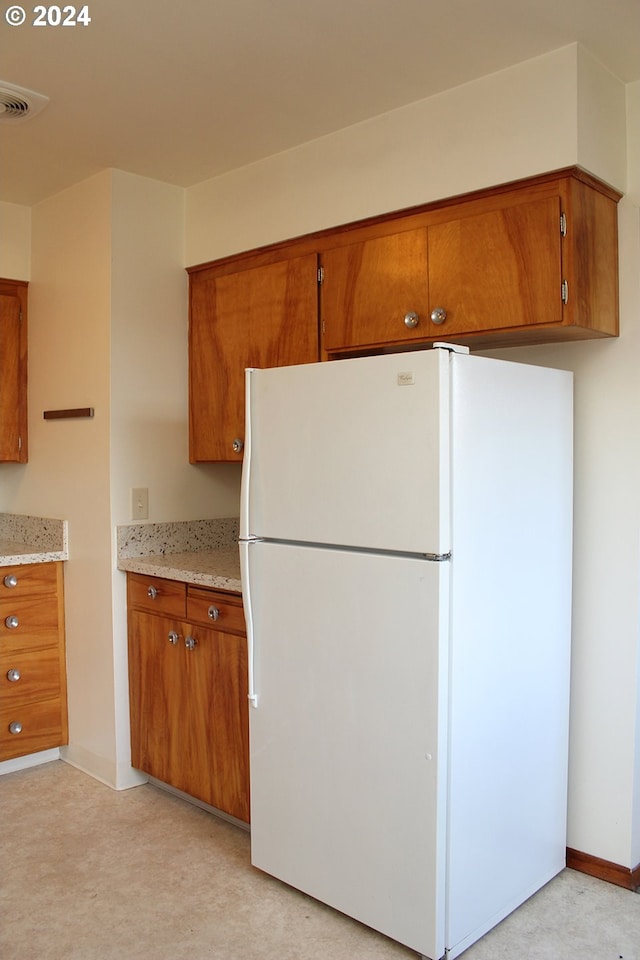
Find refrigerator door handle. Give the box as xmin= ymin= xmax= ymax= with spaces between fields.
xmin=239 ymin=537 xmax=259 ymax=708
xmin=239 ymin=367 xmax=257 ymax=541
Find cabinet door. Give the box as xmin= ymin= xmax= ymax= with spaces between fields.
xmin=321 ymin=229 xmax=430 ymax=351
xmin=189 ymin=254 xmax=319 ymax=463
xmin=128 ymin=610 xmax=185 ymax=786
xmin=321 ymin=194 xmax=564 ymax=354
xmin=128 ymin=610 xmax=250 ymax=822
xmin=427 ymin=195 xmax=562 ymax=337
xmin=186 ymin=624 xmax=250 ymax=822
xmin=0 ymin=280 xmax=28 ymax=462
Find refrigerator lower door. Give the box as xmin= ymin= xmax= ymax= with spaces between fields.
xmin=243 ymin=540 xmax=449 ymax=959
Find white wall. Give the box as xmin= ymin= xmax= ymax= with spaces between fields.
xmin=3 ymin=171 xmax=118 ymax=783
xmin=186 ymin=44 xmax=584 ymax=265
xmin=0 ymin=201 xmax=31 ymax=282
xmin=1 ymin=170 xmax=241 ymax=788
xmin=184 ymin=46 xmax=639 ymax=869
xmin=108 ymin=170 xmax=240 ymax=785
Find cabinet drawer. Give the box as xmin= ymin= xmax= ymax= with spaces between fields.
xmin=187 ymin=588 xmax=246 ymax=635
xmin=0 ymin=562 xmax=59 ymax=599
xmin=0 ymin=697 xmax=66 ymax=761
xmin=0 ymin=595 xmax=61 ymax=654
xmin=0 ymin=646 xmax=61 ymax=704
xmin=127 ymin=573 xmax=186 ymax=618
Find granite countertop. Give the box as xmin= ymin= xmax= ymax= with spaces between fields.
xmin=116 ymin=518 xmax=242 ymax=593
xmin=0 ymin=514 xmax=69 ymax=566
xmin=118 ymin=546 xmax=242 ymax=593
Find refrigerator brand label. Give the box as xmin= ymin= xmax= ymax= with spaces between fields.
xmin=397 ymin=371 xmax=415 ymax=386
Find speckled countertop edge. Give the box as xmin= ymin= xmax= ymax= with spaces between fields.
xmin=118 ymin=547 xmax=242 ymax=592
xmin=0 ymin=514 xmax=69 ymax=566
xmin=116 ymin=518 xmax=241 ymax=593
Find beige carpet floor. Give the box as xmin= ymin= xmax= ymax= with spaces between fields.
xmin=1 ymin=760 xmax=638 ymax=960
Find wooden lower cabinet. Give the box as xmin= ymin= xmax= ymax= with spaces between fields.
xmin=127 ymin=574 xmax=250 ymax=823
xmin=0 ymin=561 xmax=68 ymax=761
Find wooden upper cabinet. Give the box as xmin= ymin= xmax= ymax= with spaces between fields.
xmin=322 ymin=229 xmax=431 ymax=351
xmin=186 ymin=168 xmax=620 ymax=455
xmin=426 ymin=195 xmax=563 ymax=337
xmin=320 ymin=170 xmax=620 ymax=354
xmin=189 ymin=253 xmax=319 ymax=463
xmin=0 ymin=278 xmax=28 ymax=462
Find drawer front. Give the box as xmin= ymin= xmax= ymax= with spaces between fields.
xmin=187 ymin=587 xmax=246 ymax=635
xmin=0 ymin=647 xmax=61 ymax=704
xmin=0 ymin=562 xmax=59 ymax=599
xmin=0 ymin=697 xmax=66 ymax=761
xmin=127 ymin=573 xmax=186 ymax=618
xmin=0 ymin=595 xmax=60 ymax=654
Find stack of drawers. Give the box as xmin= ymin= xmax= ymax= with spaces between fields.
xmin=0 ymin=562 xmax=68 ymax=761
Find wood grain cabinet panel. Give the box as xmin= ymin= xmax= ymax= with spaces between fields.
xmin=321 ymin=229 xmax=431 ymax=351
xmin=186 ymin=168 xmax=620 ymax=455
xmin=0 ymin=278 xmax=28 ymax=462
xmin=128 ymin=577 xmax=250 ymax=823
xmin=0 ymin=562 xmax=67 ymax=761
xmin=126 ymin=572 xmax=186 ymax=618
xmin=320 ymin=173 xmax=619 ymax=354
xmin=189 ymin=253 xmax=319 ymax=463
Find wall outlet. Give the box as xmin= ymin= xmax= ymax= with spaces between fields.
xmin=131 ymin=487 xmax=149 ymax=521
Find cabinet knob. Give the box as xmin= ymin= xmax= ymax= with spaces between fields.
xmin=6 ymin=669 xmax=21 ymax=682
xmin=8 ymin=721 xmax=23 ymax=735
xmin=4 ymin=615 xmax=19 ymax=629
xmin=430 ymin=307 xmax=447 ymax=325
xmin=147 ymin=586 xmax=158 ymax=600
xmin=404 ymin=311 xmax=420 ymax=329
xmin=207 ymin=605 xmax=220 ymax=621
xmin=185 ymin=635 xmax=198 ymax=651
xmin=3 ymin=574 xmax=18 ymax=588
xmin=232 ymin=438 xmax=244 ymax=454
xmin=167 ymin=631 xmax=180 ymax=645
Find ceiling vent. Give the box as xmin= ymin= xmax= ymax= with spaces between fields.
xmin=0 ymin=81 xmax=49 ymax=122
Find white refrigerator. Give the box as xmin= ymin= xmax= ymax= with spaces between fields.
xmin=239 ymin=344 xmax=573 ymax=960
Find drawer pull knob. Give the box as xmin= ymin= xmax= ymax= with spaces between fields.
xmin=5 ymin=615 xmax=19 ymax=629
xmin=430 ymin=306 xmax=447 ymax=325
xmin=185 ymin=635 xmax=198 ymax=651
xmin=167 ymin=631 xmax=180 ymax=645
xmin=208 ymin=605 xmax=220 ymax=621
xmin=147 ymin=586 xmax=158 ymax=599
xmin=232 ymin=438 xmax=244 ymax=454
xmin=3 ymin=574 xmax=18 ymax=588
xmin=7 ymin=669 xmax=21 ymax=682
xmin=9 ymin=721 xmax=23 ymax=735
xmin=404 ymin=311 xmax=419 ymax=329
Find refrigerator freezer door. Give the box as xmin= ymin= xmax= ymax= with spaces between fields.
xmin=241 ymin=349 xmax=450 ymax=555
xmin=244 ymin=539 xmax=449 ymax=959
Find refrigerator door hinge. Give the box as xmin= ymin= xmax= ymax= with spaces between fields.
xmin=317 ymin=265 xmax=324 ymax=285
xmin=561 ymin=280 xmax=569 ymax=305
xmin=560 ymin=212 xmax=567 ymax=237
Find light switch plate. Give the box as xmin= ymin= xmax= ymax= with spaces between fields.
xmin=131 ymin=487 xmax=149 ymax=520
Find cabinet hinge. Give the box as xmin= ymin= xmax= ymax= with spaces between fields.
xmin=317 ymin=266 xmax=324 ymax=285
xmin=561 ymin=280 xmax=569 ymax=305
xmin=560 ymin=212 xmax=567 ymax=237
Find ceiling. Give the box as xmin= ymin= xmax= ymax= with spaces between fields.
xmin=1 ymin=0 xmax=639 ymax=207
